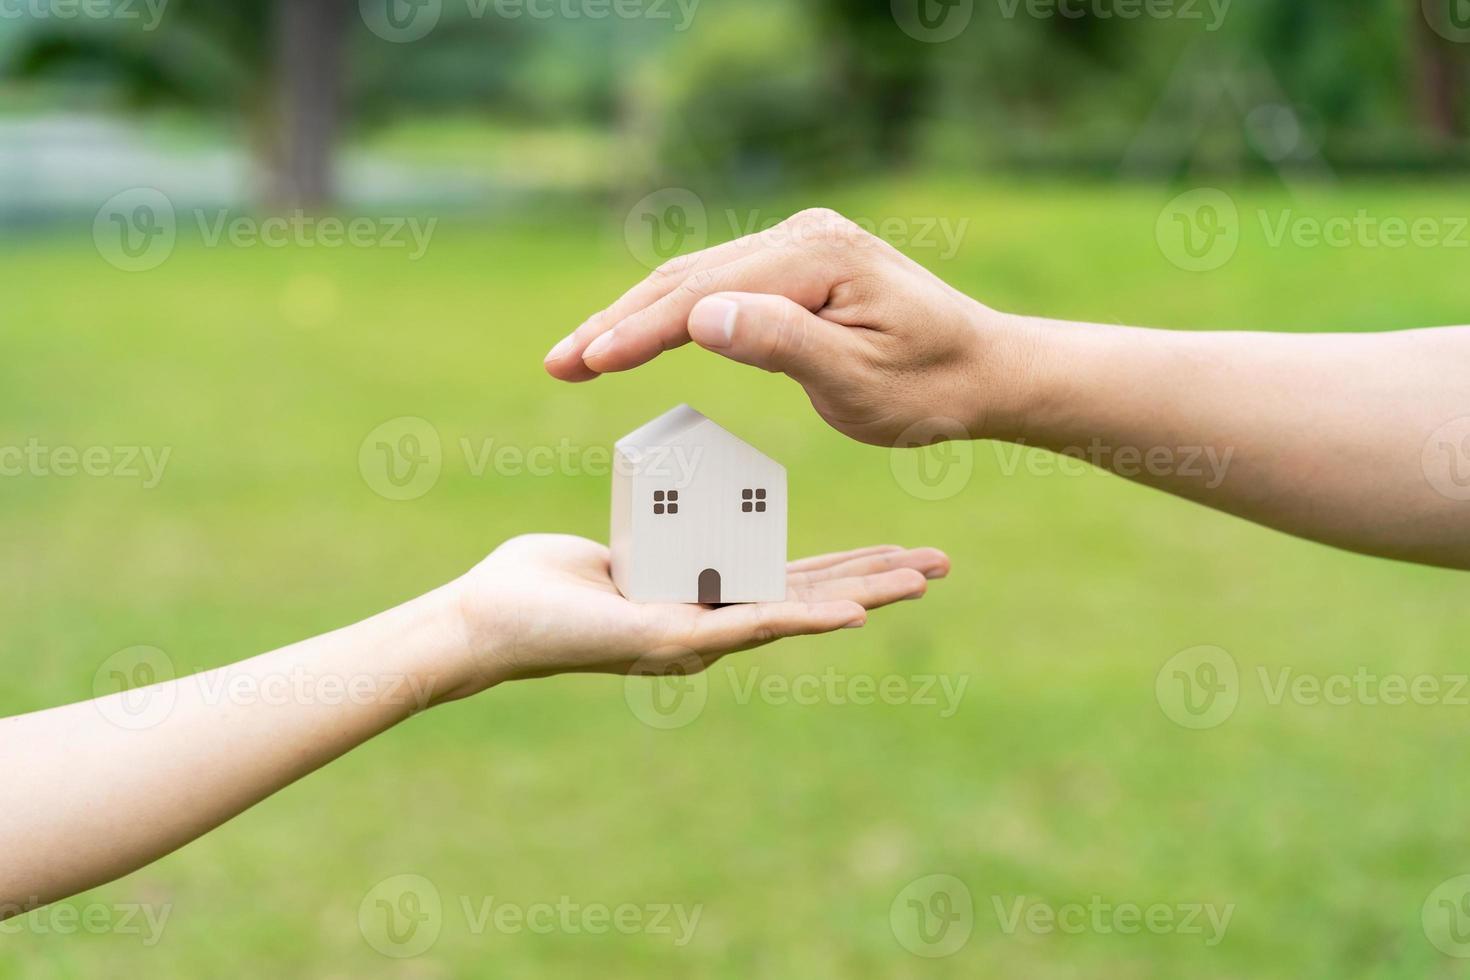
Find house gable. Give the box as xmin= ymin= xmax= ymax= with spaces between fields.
xmin=614 ymin=404 xmax=782 ymax=480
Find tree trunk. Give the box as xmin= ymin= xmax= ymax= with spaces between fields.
xmin=1411 ymin=0 xmax=1467 ymax=143
xmin=273 ymin=0 xmax=351 ymax=210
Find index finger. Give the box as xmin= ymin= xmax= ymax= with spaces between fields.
xmin=544 ymin=233 xmax=768 ymax=382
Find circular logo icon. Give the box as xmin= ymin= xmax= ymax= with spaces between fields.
xmin=624 ymin=188 xmax=708 ymax=271
xmin=359 ymin=0 xmax=442 ymax=42
xmin=1156 ymin=188 xmax=1239 ymax=273
xmin=94 ymin=188 xmax=176 ymax=272
xmin=359 ymin=874 xmax=443 ymax=958
xmin=623 ymin=649 xmax=708 ymax=730
xmin=1423 ymin=875 xmax=1470 ymax=957
xmin=1423 ymin=0 xmax=1470 ymax=43
xmin=1422 ymin=417 xmax=1470 ymax=502
xmin=890 ymin=418 xmax=974 ymax=502
xmin=93 ymin=645 xmax=177 ymax=730
xmin=359 ymin=417 xmax=442 ymax=501
xmin=1244 ymin=104 xmax=1307 ymax=163
xmin=890 ymin=874 xmax=973 ymax=958
xmin=1156 ymin=645 xmax=1239 ymax=730
xmin=891 ymin=0 xmax=974 ymax=42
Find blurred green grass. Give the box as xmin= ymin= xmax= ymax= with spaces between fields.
xmin=1 ymin=178 xmax=1468 ymax=979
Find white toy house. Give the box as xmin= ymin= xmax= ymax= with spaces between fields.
xmin=611 ymin=405 xmax=787 ymax=604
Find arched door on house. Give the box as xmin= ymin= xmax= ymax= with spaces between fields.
xmin=698 ymin=568 xmax=721 ymax=605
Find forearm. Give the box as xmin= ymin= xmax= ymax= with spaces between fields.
xmin=0 ymin=583 xmax=477 ymax=913
xmin=996 ymin=316 xmax=1470 ymax=568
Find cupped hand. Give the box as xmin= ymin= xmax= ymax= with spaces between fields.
xmin=451 ymin=534 xmax=949 ymax=691
xmin=544 ymin=207 xmax=1034 ymax=446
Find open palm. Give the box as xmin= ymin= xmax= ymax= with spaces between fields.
xmin=456 ymin=534 xmax=949 ymax=687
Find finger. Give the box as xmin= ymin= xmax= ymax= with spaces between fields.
xmin=685 ymin=291 xmax=858 ymax=382
xmin=792 ymin=548 xmax=950 ymax=587
xmin=786 ymin=544 xmax=904 ymax=573
xmin=599 ymin=235 xmax=770 ymax=330
xmin=686 ymin=599 xmax=866 ymax=654
xmin=580 ymin=250 xmax=839 ymax=376
xmin=543 ymin=236 xmax=766 ymax=381
xmin=542 ymin=328 xmax=603 ymax=382
xmin=794 ymin=568 xmax=929 ymax=609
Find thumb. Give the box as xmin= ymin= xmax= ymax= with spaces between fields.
xmin=687 ymin=292 xmax=848 ymax=380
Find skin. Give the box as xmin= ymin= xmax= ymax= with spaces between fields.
xmin=1 ymin=535 xmax=949 ymax=916
xmin=545 ymin=207 xmax=1470 ymax=570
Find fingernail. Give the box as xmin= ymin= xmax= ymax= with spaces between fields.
xmin=583 ymin=330 xmax=616 ymax=361
xmin=924 ymin=568 xmax=947 ymax=579
xmin=545 ymin=334 xmax=575 ymax=362
xmin=689 ymin=297 xmax=737 ymax=348
xmin=843 ymin=619 xmax=866 ymax=629
xmin=903 ymin=593 xmax=925 ymax=601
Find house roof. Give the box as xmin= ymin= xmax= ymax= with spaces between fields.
xmin=615 ymin=405 xmax=780 ymax=471
xmin=615 ymin=404 xmax=709 ymax=451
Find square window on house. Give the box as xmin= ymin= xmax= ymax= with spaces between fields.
xmin=654 ymin=503 xmax=664 ymax=514
xmin=742 ymin=489 xmax=753 ymax=500
xmin=654 ymin=491 xmax=665 ymax=502
xmin=755 ymin=488 xmax=766 ymax=500
xmin=668 ymin=491 xmax=678 ymax=502
xmin=742 ymin=488 xmax=768 ymax=513
xmin=756 ymin=501 xmax=766 ymax=512
xmin=742 ymin=501 xmax=752 ymax=513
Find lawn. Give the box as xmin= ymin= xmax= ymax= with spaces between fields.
xmin=1 ymin=177 xmax=1467 ymax=979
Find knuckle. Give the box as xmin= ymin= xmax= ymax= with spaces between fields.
xmin=679 ymin=267 xmax=724 ymax=298
xmin=652 ymin=251 xmax=698 ymax=281
xmin=790 ymin=207 xmax=858 ymax=245
xmin=793 ymin=206 xmax=844 ymax=227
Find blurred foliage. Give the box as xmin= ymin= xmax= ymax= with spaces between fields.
xmin=637 ymin=5 xmax=851 ymax=188
xmin=1 ymin=0 xmax=1467 ymax=191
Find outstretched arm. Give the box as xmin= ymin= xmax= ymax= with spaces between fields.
xmin=546 ymin=208 xmax=1470 ymax=569
xmin=2 ymin=535 xmax=948 ymax=914
xmin=1013 ymin=318 xmax=1470 ymax=567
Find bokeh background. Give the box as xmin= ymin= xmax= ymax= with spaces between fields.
xmin=2 ymin=0 xmax=1469 ymax=977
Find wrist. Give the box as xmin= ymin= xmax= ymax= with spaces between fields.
xmin=967 ymin=304 xmax=1051 ymax=444
xmin=385 ymin=581 xmax=508 ymax=708
xmin=443 ymin=577 xmax=521 ymax=698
